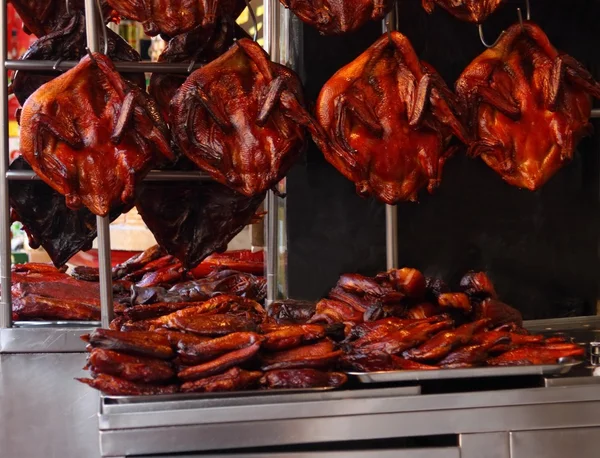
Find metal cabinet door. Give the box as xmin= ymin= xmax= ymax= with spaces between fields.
xmin=511 ymin=428 xmax=600 ymax=458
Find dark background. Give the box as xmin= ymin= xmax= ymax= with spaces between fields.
xmin=286 ymin=0 xmax=600 ymax=319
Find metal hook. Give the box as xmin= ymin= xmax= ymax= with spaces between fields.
xmin=187 ymin=60 xmax=196 ymax=73
xmin=95 ymin=0 xmax=109 ymax=54
xmin=244 ymin=0 xmax=259 ymax=41
xmin=53 ymin=57 xmax=64 ymax=71
xmin=478 ymin=24 xmax=504 ymax=48
xmin=65 ymin=0 xmax=70 ymax=15
xmin=384 ymin=15 xmax=393 ymax=43
xmin=525 ymin=0 xmax=531 ymax=20
xmin=85 ymin=46 xmax=98 ymax=65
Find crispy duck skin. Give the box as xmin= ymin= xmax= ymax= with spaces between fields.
xmin=340 ymin=351 xmax=395 ymax=372
xmin=11 ymin=12 xmax=145 ymax=106
xmin=153 ymin=311 xmax=257 ymax=336
xmin=312 ymin=31 xmax=468 ymax=204
xmin=346 ymin=316 xmax=447 ymax=341
xmin=154 ymin=328 xmax=211 ymax=347
xmin=472 ymin=330 xmax=544 ymax=347
xmin=178 ymin=342 xmax=261 ymax=381
xmin=459 ymin=272 xmax=498 ymax=299
xmin=9 ymin=158 xmax=122 ymax=267
xmin=376 ymin=268 xmax=427 ymax=299
xmin=280 ymin=0 xmax=391 ymax=35
xmin=123 ymin=255 xmax=180 ymax=282
xmin=438 ymin=293 xmax=472 ymax=313
xmin=261 ymin=340 xmax=342 ymax=371
xmin=192 ymin=250 xmax=265 ymax=278
xmin=421 ymin=0 xmax=504 ymax=23
xmin=487 ymin=343 xmax=585 ymax=366
xmin=456 ymin=22 xmax=600 ymax=191
xmin=112 ymin=245 xmax=166 ymax=279
xmin=308 ymin=299 xmax=365 ymax=325
xmin=437 ymin=335 xmax=510 ymax=368
xmin=404 ymin=303 xmax=442 ymax=320
xmin=353 ymin=320 xmax=454 ymax=355
xmin=122 ymin=302 xmax=201 ymax=322
xmin=268 ymin=299 xmax=317 ymax=324
xmin=180 ymin=367 xmax=263 ymax=393
xmin=106 ymin=0 xmax=245 ymax=37
xmin=87 ymin=348 xmax=175 ymax=383
xmin=261 ymin=369 xmax=348 ymax=389
xmin=9 ymin=0 xmax=116 ymax=37
xmin=262 ymin=324 xmax=327 ymax=351
xmin=171 ymin=38 xmax=319 ymax=197
xmin=135 ymin=266 xmax=186 ymax=288
xmin=404 ymin=319 xmax=491 ymax=362
xmin=77 ymin=374 xmax=179 ymax=396
xmin=474 ymin=298 xmax=523 ymax=327
xmin=178 ymin=332 xmax=263 ymax=362
xmin=136 ymin=181 xmax=265 ymax=269
xmin=83 ymin=329 xmax=174 ymax=360
xmin=19 ymin=53 xmax=173 ymax=217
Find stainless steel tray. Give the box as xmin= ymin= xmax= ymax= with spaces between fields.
xmin=347 ymin=358 xmax=582 ymax=383
xmin=14 ymin=320 xmax=100 ymax=327
xmin=103 ymin=386 xmax=338 ymax=404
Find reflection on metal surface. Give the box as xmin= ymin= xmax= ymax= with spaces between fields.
xmin=0 ymin=327 xmax=91 ymax=352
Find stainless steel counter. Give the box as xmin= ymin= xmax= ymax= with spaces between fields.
xmin=0 ymin=353 xmax=100 ymax=458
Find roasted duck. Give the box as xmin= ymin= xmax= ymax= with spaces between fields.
xmin=11 ymin=12 xmax=145 ymax=106
xmin=9 ymin=0 xmax=116 ymax=37
xmin=136 ymin=181 xmax=265 ymax=269
xmin=19 ymin=53 xmax=173 ymax=216
xmin=171 ymin=38 xmax=318 ymax=197
xmin=82 ymin=329 xmax=175 ymax=359
xmin=106 ymin=0 xmax=246 ymax=37
xmin=178 ymin=342 xmax=262 ymax=380
xmin=456 ymin=22 xmax=600 ymax=190
xmin=260 ymin=340 xmax=342 ymax=371
xmin=77 ymin=374 xmax=179 ymax=396
xmin=268 ymin=299 xmax=317 ymax=324
xmin=421 ymin=0 xmax=504 ymax=23
xmin=9 ymin=157 xmax=123 ymax=267
xmin=312 ymin=31 xmax=468 ymax=204
xmin=260 ymin=369 xmax=347 ymax=389
xmin=180 ymin=367 xmax=263 ymax=392
xmin=280 ymin=0 xmax=392 ymax=34
xmin=87 ymin=348 xmax=175 ymax=383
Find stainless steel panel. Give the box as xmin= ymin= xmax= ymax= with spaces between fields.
xmin=545 ymin=375 xmax=600 ymax=387
xmin=347 ymin=359 xmax=580 ymax=383
xmin=460 ymin=433 xmax=510 ymax=458
xmin=0 ymin=353 xmax=100 ymax=458
xmin=126 ymin=449 xmax=460 ymax=458
xmin=0 ymin=327 xmax=92 ymax=352
xmin=100 ymin=398 xmax=600 ymax=456
xmin=510 ymin=428 xmax=600 ymax=458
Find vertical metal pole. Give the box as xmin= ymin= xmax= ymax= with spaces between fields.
xmin=0 ymin=0 xmax=12 ymax=328
xmin=85 ymin=0 xmax=114 ymax=327
xmin=383 ymin=7 xmax=399 ymax=271
xmin=263 ymin=0 xmax=281 ymax=306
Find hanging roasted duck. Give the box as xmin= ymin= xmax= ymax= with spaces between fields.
xmin=312 ymin=32 xmax=469 ymax=204
xmin=105 ymin=0 xmax=246 ymax=38
xmin=136 ymin=180 xmax=264 ymax=269
xmin=9 ymin=0 xmax=116 ymax=37
xmin=11 ymin=12 xmax=145 ymax=106
xmin=19 ymin=52 xmax=174 ymax=217
xmin=421 ymin=0 xmax=504 ymax=23
xmin=456 ymin=22 xmax=600 ymax=190
xmin=149 ymin=18 xmax=248 ymax=122
xmin=9 ymin=157 xmax=123 ymax=267
xmin=279 ymin=0 xmax=392 ymax=34
xmin=171 ymin=38 xmax=319 ymax=197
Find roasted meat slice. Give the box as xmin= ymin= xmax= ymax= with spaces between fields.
xmin=280 ymin=0 xmax=392 ymax=34
xmin=312 ymin=31 xmax=468 ymax=204
xmin=487 ymin=343 xmax=585 ymax=366
xmin=404 ymin=303 xmax=442 ymax=320
xmin=9 ymin=0 xmax=116 ymax=37
xmin=87 ymin=348 xmax=175 ymax=383
xmin=262 ymin=324 xmax=326 ymax=351
xmin=135 ymin=265 xmax=186 ymax=287
xmin=13 ymin=295 xmax=101 ymax=321
xmin=180 ymin=367 xmax=263 ymax=393
xmin=474 ymin=298 xmax=523 ymax=327
xmin=260 ymin=369 xmax=347 ymax=389
xmin=11 ymin=12 xmax=145 ymax=106
xmin=459 ymin=271 xmax=497 ymax=299
xmin=191 ymin=250 xmax=265 ymax=277
xmin=178 ymin=342 xmax=261 ymax=381
xmin=268 ymin=299 xmax=317 ymax=324
xmin=376 ymin=268 xmax=427 ymax=299
xmin=437 ymin=334 xmax=509 ymax=368
xmin=178 ymin=332 xmax=263 ymax=362
xmin=154 ymin=311 xmax=257 ymax=336
xmin=171 ymin=38 xmax=318 ymax=196
xmin=261 ymin=340 xmax=342 ymax=371
xmin=82 ymin=329 xmax=174 ymax=360
xmin=154 ymin=328 xmax=211 ymax=347
xmin=136 ymin=180 xmax=265 ymax=269
xmin=9 ymin=157 xmax=123 ymax=267
xmin=421 ymin=0 xmax=504 ymax=23
xmin=112 ymin=245 xmax=166 ymax=279
xmin=122 ymin=302 xmax=200 ymax=322
xmin=308 ymin=299 xmax=364 ymax=325
xmin=456 ymin=22 xmax=600 ymax=190
xmin=106 ymin=0 xmax=245 ymax=37
xmin=77 ymin=374 xmax=179 ymax=396
xmin=437 ymin=292 xmax=472 ymax=313
xmin=19 ymin=52 xmax=173 ymax=217
xmin=403 ymin=319 xmax=491 ymax=362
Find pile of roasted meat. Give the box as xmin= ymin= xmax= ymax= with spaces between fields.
xmin=11 ymin=246 xmax=265 ymax=321
xmin=77 ymin=266 xmax=584 ymax=395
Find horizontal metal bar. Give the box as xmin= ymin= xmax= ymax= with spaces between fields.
xmin=6 ymin=60 xmax=204 ymax=73
xmin=0 ymin=326 xmax=92 ymax=352
xmin=7 ymin=169 xmax=212 ymax=181
xmin=591 ymin=109 xmax=600 ymax=118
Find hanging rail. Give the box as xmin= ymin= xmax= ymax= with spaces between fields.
xmin=5 ymin=60 xmax=208 ymax=73
xmin=6 ymin=169 xmax=212 ymax=181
